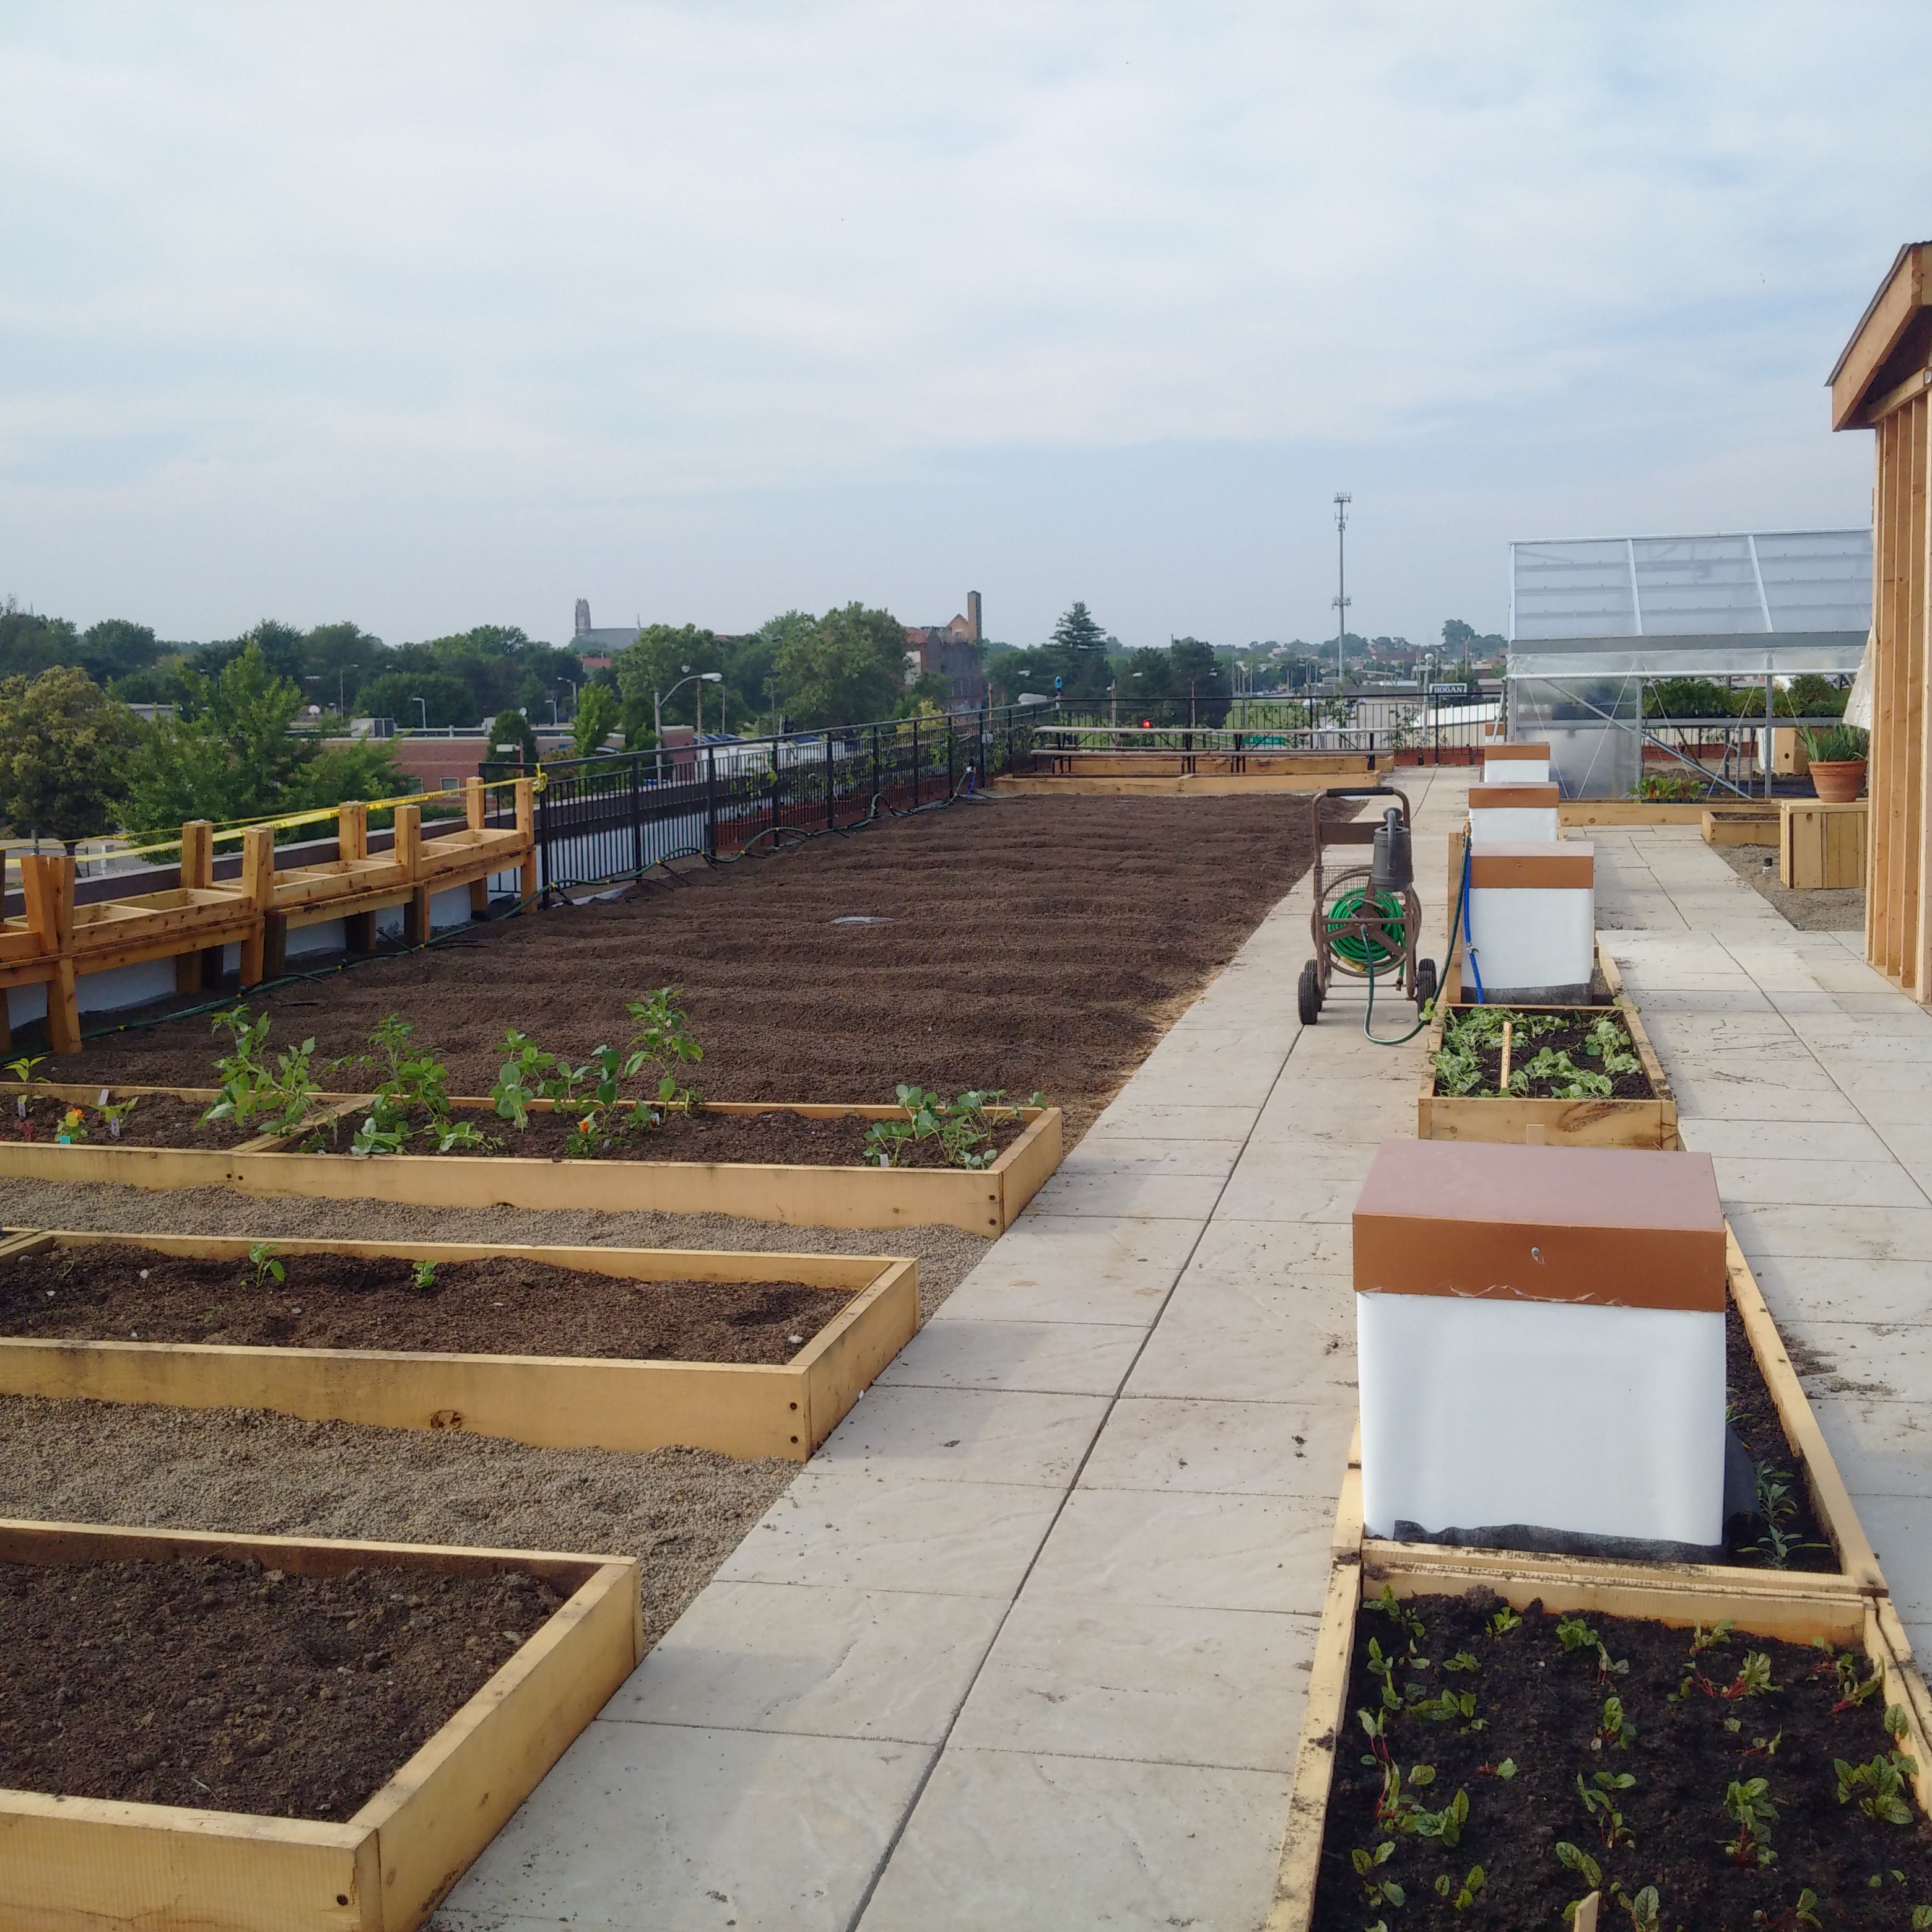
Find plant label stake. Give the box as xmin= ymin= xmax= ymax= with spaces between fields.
xmin=1573 ymin=1892 xmax=1601 ymax=1932
xmin=1499 ymin=1019 xmax=1513 ymax=1094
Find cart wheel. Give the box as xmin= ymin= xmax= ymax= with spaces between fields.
xmin=1414 ymin=957 xmax=1438 ymax=1009
xmin=1297 ymin=959 xmax=1321 ymax=1026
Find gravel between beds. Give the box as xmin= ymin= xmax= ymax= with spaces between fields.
xmin=0 ymin=1185 xmax=987 ymax=1648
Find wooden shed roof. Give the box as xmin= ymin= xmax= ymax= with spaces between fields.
xmin=1830 ymin=241 xmax=1932 ymax=430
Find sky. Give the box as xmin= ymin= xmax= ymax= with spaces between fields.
xmin=1 ymin=2 xmax=1926 ymax=653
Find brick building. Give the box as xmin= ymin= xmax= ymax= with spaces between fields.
xmin=905 ymin=591 xmax=988 ymax=711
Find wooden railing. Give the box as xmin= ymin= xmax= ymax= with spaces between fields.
xmin=0 ymin=778 xmax=533 ymax=1054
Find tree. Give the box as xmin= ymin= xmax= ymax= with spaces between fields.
xmin=355 ymin=669 xmax=475 ymax=729
xmin=1119 ymin=648 xmax=1172 ymax=710
xmin=773 ymin=603 xmax=908 ymax=728
xmin=613 ymin=624 xmax=724 ymax=741
xmin=300 ymin=738 xmax=410 ymax=809
xmin=0 ymin=602 xmax=81 ymax=681
xmin=0 ymin=664 xmax=140 ymax=843
xmin=1051 ymin=603 xmax=1110 ymax=655
xmin=488 ymin=708 xmax=539 ymax=764
xmin=124 ymin=643 xmax=308 ymax=832
xmin=572 ymin=683 xmax=619 ymax=759
xmin=1168 ymin=637 xmax=1230 ymax=725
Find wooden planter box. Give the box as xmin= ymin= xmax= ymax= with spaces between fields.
xmin=0 ymin=1231 xmax=918 ymax=1460
xmin=1267 ymin=1234 xmax=1913 ymax=1931
xmin=0 ymin=1099 xmax=1063 ymax=1236
xmin=1416 ymin=973 xmax=1677 ymax=1150
xmin=0 ymin=1517 xmax=640 ymax=1932
xmin=1702 ymin=808 xmax=1780 ymax=847
xmin=1780 ymin=797 xmax=1868 ymax=889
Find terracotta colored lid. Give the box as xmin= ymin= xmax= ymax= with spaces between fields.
xmin=1484 ymin=743 xmax=1551 ymax=760
xmin=1353 ymin=1141 xmax=1725 ymax=1312
xmin=1468 ymin=784 xmax=1560 ymax=808
xmin=1469 ymin=843 xmax=1595 ymax=889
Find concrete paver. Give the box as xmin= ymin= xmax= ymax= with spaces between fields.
xmin=438 ymin=767 xmax=1468 ymax=1930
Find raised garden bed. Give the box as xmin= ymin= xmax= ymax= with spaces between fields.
xmin=0 ymin=1230 xmax=918 ymax=1459
xmin=1267 ymin=1235 xmax=1908 ymax=1931
xmin=1417 ymin=977 xmax=1676 ymax=1151
xmin=0 ymin=1516 xmax=638 ymax=1932
xmin=0 ymin=1092 xmax=1063 ymax=1234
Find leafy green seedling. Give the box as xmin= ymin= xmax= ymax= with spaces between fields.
xmin=622 ymin=988 xmax=704 ymax=1111
xmin=4 ymin=1053 xmax=46 ymax=1116
xmin=350 ymin=1115 xmax=409 ymax=1157
xmin=1556 ymin=1841 xmax=1603 ymax=1923
xmin=1722 ymin=1775 xmax=1778 ymax=1866
xmin=1364 ymin=1583 xmax=1428 ymax=1642
xmin=1578 ymin=1769 xmax=1636 ymax=1849
xmin=1487 ymin=1604 xmax=1522 ymax=1637
xmin=865 ymin=1084 xmax=1011 ymax=1171
xmin=1351 ymin=1840 xmax=1403 ymax=1910
xmin=246 ymin=1242 xmax=284 ymax=1291
xmin=410 ymin=1260 xmax=438 ymax=1295
xmin=1443 ymin=1650 xmax=1479 ymax=1674
xmin=1595 ymin=1695 xmax=1635 ymax=1752
xmin=1621 ymin=1885 xmax=1661 ymax=1932
xmin=98 ymin=1095 xmax=139 ymax=1141
xmin=1410 ymin=1786 xmax=1470 ymax=1848
xmin=1478 ymin=1757 xmax=1517 ymax=1780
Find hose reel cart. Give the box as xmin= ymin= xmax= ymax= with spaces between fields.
xmin=1297 ymin=785 xmax=1435 ymax=1027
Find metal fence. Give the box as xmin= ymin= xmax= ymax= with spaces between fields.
xmin=484 ymin=705 xmax=1046 ymax=896
xmin=1047 ymin=692 xmax=1501 ymax=754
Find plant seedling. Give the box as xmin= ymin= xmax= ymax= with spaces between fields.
xmin=1621 ymin=1885 xmax=1661 ymax=1932
xmin=1511 ymin=1043 xmax=1614 ymax=1100
xmin=1818 ymin=1644 xmax=1885 ymax=1713
xmin=1410 ymin=1786 xmax=1470 ymax=1848
xmin=1477 ymin=1757 xmax=1518 ymax=1781
xmin=203 ymin=1006 xmax=321 ymax=1138
xmin=246 ymin=1242 xmax=284 ymax=1291
xmin=1749 ymin=1461 xmax=1828 ymax=1569
xmin=54 ymin=1106 xmax=87 ymax=1144
xmin=1351 ymin=1840 xmax=1403 ymax=1910
xmin=1753 ymin=1891 xmax=1822 ymax=1932
xmin=865 ymin=1084 xmax=1011 ymax=1171
xmin=1594 ymin=1695 xmax=1636 ymax=1752
xmin=1443 ymin=1650 xmax=1479 ymax=1674
xmin=4 ymin=1053 xmax=46 ymax=1115
xmin=1364 ymin=1582 xmax=1428 ymax=1642
xmin=1435 ymin=1865 xmax=1484 ymax=1911
xmin=1578 ymin=1769 xmax=1637 ymax=1849
xmin=622 ymin=988 xmax=704 ymax=1112
xmin=1722 ymin=1776 xmax=1778 ymax=1867
xmin=98 ymin=1095 xmax=139 ymax=1141
xmin=1556 ymin=1842 xmax=1603 ymax=1921
xmin=410 ymin=1260 xmax=438 ymax=1295
xmin=1487 ymin=1604 xmax=1522 ymax=1637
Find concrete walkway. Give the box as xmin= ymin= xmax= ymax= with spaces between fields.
xmin=437 ymin=770 xmax=1469 ymax=1932
xmin=1591 ymin=825 xmax=1932 ymax=1669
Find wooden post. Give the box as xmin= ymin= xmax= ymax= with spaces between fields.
xmin=464 ymin=775 xmax=485 ymax=832
xmin=22 ymin=855 xmax=79 ymax=1056
xmin=238 ymin=827 xmax=275 ymax=988
xmin=176 ymin=820 xmax=214 ymax=992
xmin=515 ymin=778 xmax=536 ymax=907
xmin=396 ymin=805 xmax=430 ymax=946
xmin=337 ymin=801 xmax=367 ymax=863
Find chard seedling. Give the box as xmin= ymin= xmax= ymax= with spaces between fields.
xmin=1366 ymin=1637 xmax=1404 ymax=1712
xmin=1487 ymin=1604 xmax=1522 ymax=1637
xmin=1722 ymin=1775 xmax=1778 ymax=1866
xmin=1621 ymin=1885 xmax=1661 ymax=1932
xmin=1364 ymin=1583 xmax=1427 ymax=1642
xmin=1820 ymin=1646 xmax=1885 ymax=1713
xmin=1745 ymin=1730 xmax=1783 ymax=1758
xmin=1410 ymin=1786 xmax=1470 ymax=1848
xmin=1442 ymin=1649 xmax=1479 ymax=1673
xmin=1594 ymin=1695 xmax=1635 ymax=1752
xmin=1754 ymin=1891 xmax=1822 ymax=1932
xmin=1351 ymin=1840 xmax=1403 ymax=1910
xmin=246 ymin=1242 xmax=284 ymax=1291
xmin=1477 ymin=1757 xmax=1518 ymax=1780
xmin=1913 ymin=1907 xmax=1932 ymax=1930
xmin=1434 ymin=1865 xmax=1484 ymax=1911
xmin=1835 ymin=1734 xmax=1917 ymax=1825
xmin=1578 ymin=1769 xmax=1637 ymax=1849
xmin=1409 ymin=1686 xmax=1484 ymax=1731
xmin=1556 ymin=1841 xmax=1603 ymax=1919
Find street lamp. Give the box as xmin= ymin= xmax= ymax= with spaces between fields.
xmin=655 ymin=671 xmax=723 ymax=742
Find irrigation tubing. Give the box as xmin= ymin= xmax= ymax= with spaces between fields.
xmin=1359 ymin=840 xmax=1476 ymax=1048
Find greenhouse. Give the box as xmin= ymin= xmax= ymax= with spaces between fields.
xmin=1505 ymin=528 xmax=1872 ymax=796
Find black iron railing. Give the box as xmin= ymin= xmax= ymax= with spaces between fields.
xmin=485 ymin=703 xmax=1048 ymax=895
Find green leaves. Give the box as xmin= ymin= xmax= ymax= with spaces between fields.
xmin=1721 ymin=1775 xmax=1778 ymax=1866
xmin=1835 ymin=1752 xmax=1915 ymax=1825
xmin=246 ymin=1242 xmax=284 ymax=1290
xmin=202 ymin=1005 xmax=321 ymax=1139
xmin=864 ymin=1084 xmax=1019 ymax=1172
xmin=410 ymin=1259 xmax=438 ymax=1294
xmin=0 ymin=661 xmax=141 ymax=842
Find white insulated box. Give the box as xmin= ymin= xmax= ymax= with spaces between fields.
xmin=1468 ymin=782 xmax=1560 ymax=846
xmin=1482 ymin=741 xmax=1551 ymax=787
xmin=1354 ymin=1140 xmax=1728 ymax=1556
xmin=1464 ymin=842 xmax=1595 ymax=1003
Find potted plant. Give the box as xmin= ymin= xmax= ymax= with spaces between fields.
xmin=1800 ymin=723 xmax=1869 ymax=803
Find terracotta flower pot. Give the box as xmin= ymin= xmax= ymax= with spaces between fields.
xmin=1809 ymin=758 xmax=1867 ymax=804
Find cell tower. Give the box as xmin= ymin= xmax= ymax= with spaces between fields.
xmin=1333 ymin=492 xmax=1352 ymax=689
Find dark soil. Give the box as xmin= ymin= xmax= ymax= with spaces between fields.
xmin=1726 ymin=1305 xmax=1834 ymax=1572
xmin=33 ymin=796 xmax=1328 ymax=1141
xmin=294 ymin=1103 xmax=1029 ymax=1168
xmin=0 ymin=1552 xmax=565 ymax=1819
xmin=1312 ymin=1590 xmax=1932 ymax=1932
xmin=0 ymin=1093 xmax=261 ymax=1151
xmin=1435 ymin=1007 xmax=1656 ymax=1102
xmin=0 ymin=1245 xmax=851 ymax=1361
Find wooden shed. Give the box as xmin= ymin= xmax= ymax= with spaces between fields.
xmin=1830 ymin=243 xmax=1932 ymax=996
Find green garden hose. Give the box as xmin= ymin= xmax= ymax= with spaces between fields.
xmin=1324 ymin=886 xmax=1408 ymax=973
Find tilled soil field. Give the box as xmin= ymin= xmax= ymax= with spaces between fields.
xmin=46 ymin=793 xmax=1325 ymax=1140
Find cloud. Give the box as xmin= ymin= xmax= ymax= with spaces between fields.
xmin=0 ymin=1 xmax=1920 ymax=645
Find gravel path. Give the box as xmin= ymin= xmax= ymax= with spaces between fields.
xmin=0 ymin=1184 xmax=986 ymax=1647
xmin=1715 ymin=840 xmax=1865 ymax=932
